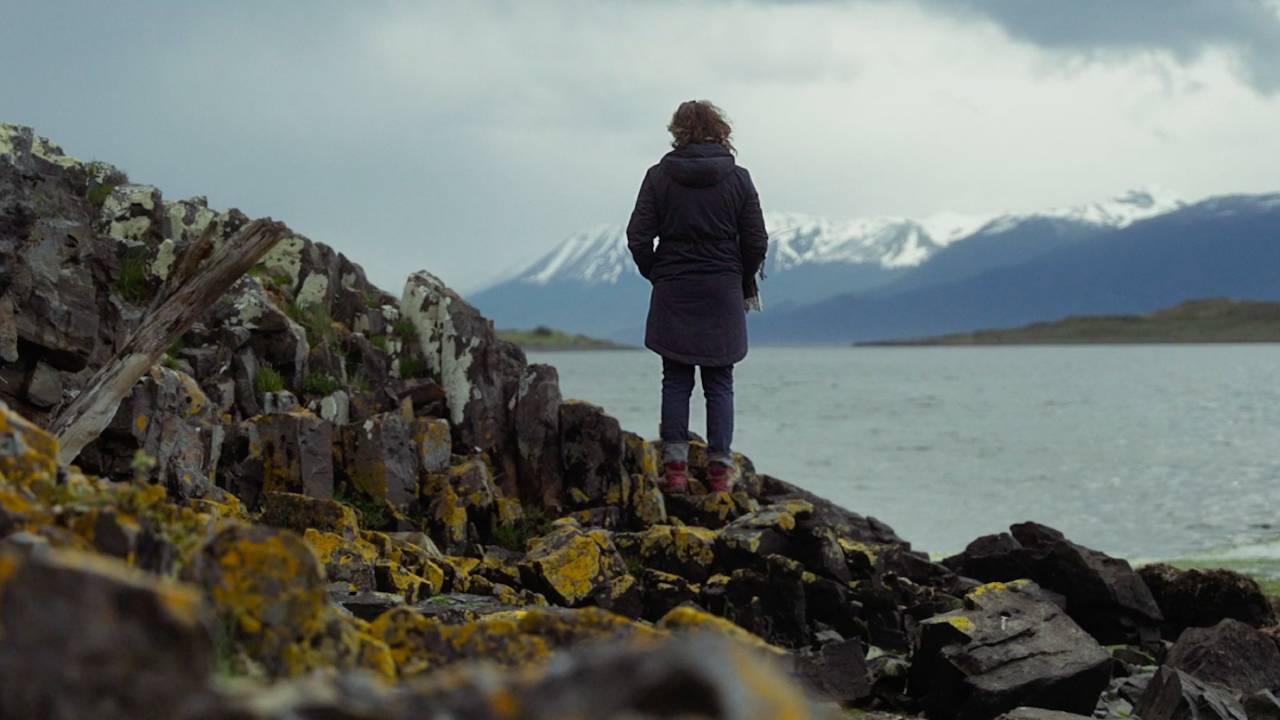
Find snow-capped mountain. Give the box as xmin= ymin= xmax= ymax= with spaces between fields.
xmin=503 ymin=188 xmax=1182 ymax=288
xmin=467 ymin=188 xmax=1194 ymax=341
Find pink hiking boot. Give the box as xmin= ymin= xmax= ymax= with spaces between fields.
xmin=706 ymin=462 xmax=737 ymax=493
xmin=662 ymin=461 xmax=689 ymax=494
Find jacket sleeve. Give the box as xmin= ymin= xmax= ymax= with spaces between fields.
xmin=626 ymin=170 xmax=659 ymax=280
xmin=737 ymin=169 xmax=768 ymax=279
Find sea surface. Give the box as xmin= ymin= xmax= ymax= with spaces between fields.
xmin=529 ymin=345 xmax=1280 ymax=582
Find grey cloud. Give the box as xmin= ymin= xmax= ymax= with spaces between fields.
xmin=909 ymin=0 xmax=1280 ymax=92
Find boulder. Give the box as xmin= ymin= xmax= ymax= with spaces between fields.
xmin=400 ymin=270 xmax=524 ymax=484
xmin=909 ymin=579 xmax=1112 ymax=719
xmin=420 ymin=455 xmax=500 ymax=553
xmin=944 ymin=522 xmax=1162 ymax=645
xmin=183 ymin=524 xmax=330 ymax=676
xmin=1135 ymin=666 xmax=1247 ymax=720
xmin=1139 ymin=563 xmax=1275 ymax=638
xmin=1165 ymin=619 xmax=1280 ymax=694
xmin=369 ymin=604 xmax=651 ymax=677
xmin=304 ymin=527 xmax=378 ymax=593
xmin=514 ymin=363 xmax=563 ymax=510
xmin=392 ymin=633 xmax=809 ymax=720
xmin=0 ymin=400 xmax=60 ymax=489
xmin=338 ymin=411 xmax=417 ymax=508
xmin=412 ymin=416 xmax=452 ymax=474
xmin=720 ymin=555 xmax=811 ymax=648
xmin=997 ymin=710 xmax=1096 ymax=720
xmin=76 ymin=365 xmax=223 ymax=499
xmin=0 ymin=547 xmax=212 ymax=720
xmin=228 ymin=408 xmax=334 ymax=507
xmin=614 ymin=524 xmax=718 ymax=583
xmin=260 ymin=491 xmax=361 ymax=539
xmin=716 ymin=500 xmax=811 ymax=567
xmin=791 ymin=636 xmax=873 ymax=706
xmin=559 ymin=400 xmax=629 ymax=510
xmin=518 ymin=521 xmax=630 ymax=606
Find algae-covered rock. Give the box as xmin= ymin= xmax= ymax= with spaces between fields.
xmin=262 ymin=491 xmax=360 ymax=539
xmin=0 ymin=400 xmax=59 ymax=490
xmin=184 ymin=524 xmax=330 ymax=676
xmin=519 ymin=520 xmax=630 ymax=606
xmin=224 ymin=409 xmax=334 ymax=507
xmin=77 ymin=366 xmax=224 ymax=499
xmin=370 ymin=604 xmax=649 ymax=677
xmin=338 ymin=411 xmax=418 ymax=508
xmin=420 ymin=455 xmax=500 ymax=554
xmin=615 ymin=524 xmax=718 ymax=583
xmin=393 ymin=633 xmax=813 ymax=720
xmin=0 ymin=547 xmax=212 ymax=720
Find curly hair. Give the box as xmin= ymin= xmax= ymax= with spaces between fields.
xmin=667 ymin=100 xmax=735 ymax=152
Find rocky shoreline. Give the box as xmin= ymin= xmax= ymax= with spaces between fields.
xmin=3 ymin=124 xmax=1280 ymax=720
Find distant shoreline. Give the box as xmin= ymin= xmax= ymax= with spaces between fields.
xmin=855 ymin=298 xmax=1280 ymax=347
xmin=497 ymin=326 xmax=636 ymax=352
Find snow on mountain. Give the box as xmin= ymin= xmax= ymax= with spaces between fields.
xmin=502 ymin=188 xmax=1184 ymax=289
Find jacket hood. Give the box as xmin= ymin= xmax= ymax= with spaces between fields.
xmin=660 ymin=143 xmax=736 ymax=188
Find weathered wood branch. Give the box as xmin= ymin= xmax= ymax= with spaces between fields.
xmin=48 ymin=218 xmax=289 ymax=465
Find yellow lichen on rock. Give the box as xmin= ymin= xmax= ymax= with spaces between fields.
xmin=0 ymin=402 xmax=60 ymax=490
xmin=657 ymin=605 xmax=786 ymax=656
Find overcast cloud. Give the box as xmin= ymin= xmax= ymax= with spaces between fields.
xmin=3 ymin=0 xmax=1279 ymax=292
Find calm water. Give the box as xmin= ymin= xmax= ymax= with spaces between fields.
xmin=530 ymin=345 xmax=1280 ymax=573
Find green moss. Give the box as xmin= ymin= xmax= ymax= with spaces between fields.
xmin=348 ymin=370 xmax=371 ymax=394
xmin=398 ymin=356 xmax=429 ymax=379
xmin=335 ymin=484 xmax=389 ymax=529
xmin=363 ymin=291 xmax=383 ymax=309
xmin=392 ymin=317 xmax=419 ymax=341
xmin=116 ymin=245 xmax=152 ymax=304
xmin=285 ymin=302 xmax=334 ymax=346
xmin=162 ymin=354 xmax=181 ymax=371
xmin=254 ymin=366 xmax=285 ymax=395
xmin=491 ymin=507 xmax=552 ymax=553
xmin=86 ymin=181 xmax=117 ymax=208
xmin=301 ymin=373 xmax=341 ymax=397
xmin=369 ymin=334 xmax=388 ymax=352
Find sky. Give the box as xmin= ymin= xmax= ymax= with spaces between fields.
xmin=3 ymin=0 xmax=1280 ymax=293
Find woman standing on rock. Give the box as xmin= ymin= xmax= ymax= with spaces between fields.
xmin=626 ymin=100 xmax=769 ymax=494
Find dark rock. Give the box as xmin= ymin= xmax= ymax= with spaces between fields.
xmin=23 ymin=360 xmax=62 ymax=408
xmin=996 ymin=709 xmax=1095 ymax=720
xmin=337 ymin=590 xmax=406 ymax=621
xmin=400 ymin=270 xmax=525 ymax=491
xmin=614 ymin=524 xmax=718 ymax=583
xmin=1166 ymin=619 xmax=1280 ymax=694
xmin=558 ymin=400 xmax=629 ymax=509
xmin=1139 ymin=563 xmax=1275 ymax=638
xmin=722 ymin=555 xmax=810 ymax=648
xmin=792 ymin=636 xmax=873 ymax=705
xmin=1135 ymin=666 xmax=1247 ymax=720
xmin=237 ymin=408 xmax=335 ymax=505
xmin=77 ymin=366 xmax=223 ymax=499
xmin=1243 ymin=690 xmax=1280 ymax=720
xmin=338 ymin=410 xmax=417 ymax=508
xmin=260 ymin=491 xmax=361 ymax=539
xmin=514 ymin=362 xmax=563 ymax=510
xmin=391 ymin=633 xmax=810 ymax=720
xmin=411 ymin=416 xmax=452 ymax=473
xmin=944 ymin=522 xmax=1162 ymax=645
xmin=0 ymin=547 xmax=212 ymax=720
xmin=909 ymin=579 xmax=1112 ymax=720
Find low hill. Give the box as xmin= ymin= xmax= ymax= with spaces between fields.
xmin=497 ymin=326 xmax=634 ymax=351
xmin=864 ymin=299 xmax=1280 ymax=345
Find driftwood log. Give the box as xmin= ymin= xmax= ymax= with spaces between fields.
xmin=48 ymin=218 xmax=289 ymax=465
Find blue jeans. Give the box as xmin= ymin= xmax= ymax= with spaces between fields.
xmin=660 ymin=358 xmax=734 ymax=467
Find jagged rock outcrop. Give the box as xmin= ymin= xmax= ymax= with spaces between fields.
xmin=944 ymin=521 xmax=1163 ymax=645
xmin=1139 ymin=563 xmax=1275 ymax=639
xmin=6 ymin=124 xmax=1280 ymax=720
xmin=909 ymin=579 xmax=1112 ymax=719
